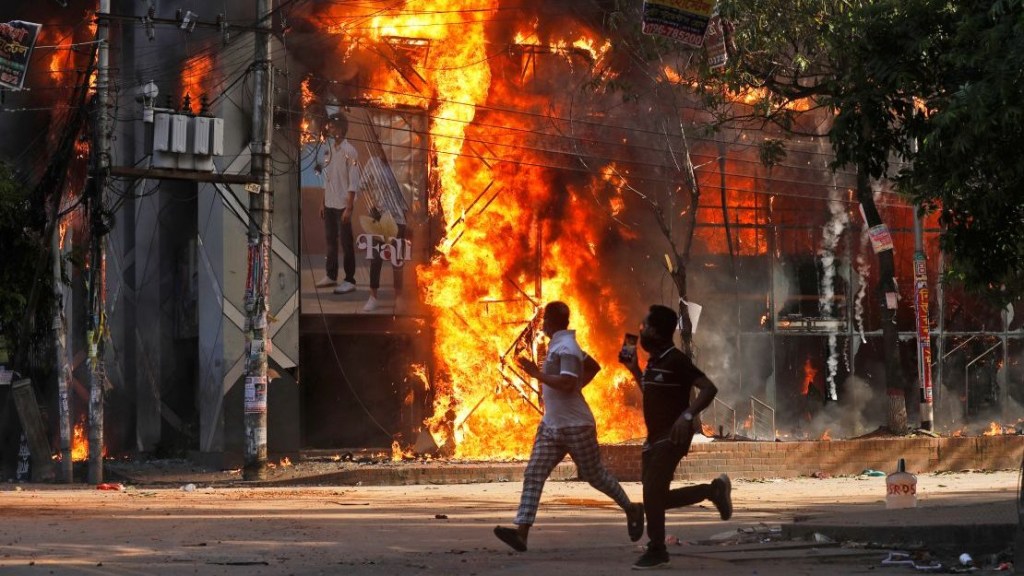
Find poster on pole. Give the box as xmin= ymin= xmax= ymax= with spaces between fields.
xmin=641 ymin=0 xmax=717 ymax=48
xmin=0 ymin=20 xmax=42 ymax=90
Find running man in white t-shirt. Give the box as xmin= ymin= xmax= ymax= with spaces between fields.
xmin=493 ymin=301 xmax=644 ymax=552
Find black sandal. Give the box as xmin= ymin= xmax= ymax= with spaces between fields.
xmin=493 ymin=526 xmax=527 ymax=552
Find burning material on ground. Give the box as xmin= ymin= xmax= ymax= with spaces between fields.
xmin=71 ymin=420 xmax=88 ymax=461
xmin=977 ymin=422 xmax=1022 ymax=436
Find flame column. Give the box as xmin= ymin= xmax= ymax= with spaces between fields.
xmin=243 ymin=0 xmax=275 ymax=481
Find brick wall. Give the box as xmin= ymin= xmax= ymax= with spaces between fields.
xmin=599 ymin=436 xmax=1024 ymax=482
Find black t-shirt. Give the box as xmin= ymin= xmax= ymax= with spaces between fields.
xmin=641 ymin=346 xmax=707 ymax=444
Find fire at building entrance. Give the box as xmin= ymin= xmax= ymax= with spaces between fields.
xmin=287 ymin=1 xmax=1024 ymax=458
xmin=3 ymin=2 xmax=1024 ymax=478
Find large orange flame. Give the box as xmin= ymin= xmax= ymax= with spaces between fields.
xmin=322 ymin=2 xmax=651 ymax=458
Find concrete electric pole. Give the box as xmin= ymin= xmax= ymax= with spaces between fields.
xmin=243 ymin=0 xmax=275 ymax=481
xmin=913 ymin=211 xmax=934 ymax=431
xmin=87 ymin=0 xmax=112 ymax=484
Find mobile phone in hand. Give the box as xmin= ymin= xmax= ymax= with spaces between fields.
xmin=618 ymin=333 xmax=638 ymax=363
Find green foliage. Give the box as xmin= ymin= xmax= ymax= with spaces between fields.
xmin=595 ymin=0 xmax=1024 ymax=300
xmin=758 ymin=139 xmax=787 ymax=168
xmin=713 ymin=0 xmax=1024 ymax=301
xmin=0 ymin=163 xmax=53 ymax=367
xmin=899 ymin=0 xmax=1024 ymax=301
xmin=0 ymin=166 xmax=34 ymax=328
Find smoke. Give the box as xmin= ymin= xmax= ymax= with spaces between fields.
xmin=819 ymin=185 xmax=847 ymax=401
xmin=689 ymin=317 xmax=737 ymax=396
xmin=805 ymin=374 xmax=878 ymax=438
xmin=854 ymin=225 xmax=870 ymax=343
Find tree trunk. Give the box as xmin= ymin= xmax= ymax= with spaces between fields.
xmin=856 ymin=169 xmax=908 ymax=433
xmin=669 ymin=261 xmax=692 ymax=358
xmin=671 ymin=137 xmax=703 ymax=360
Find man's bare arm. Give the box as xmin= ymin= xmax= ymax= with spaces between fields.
xmin=670 ymin=376 xmax=718 ymax=444
xmin=516 ymin=358 xmax=579 ymax=392
xmin=687 ymin=376 xmax=718 ymax=416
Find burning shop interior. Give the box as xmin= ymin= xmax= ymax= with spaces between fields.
xmin=1 ymin=1 xmax=1022 ymax=480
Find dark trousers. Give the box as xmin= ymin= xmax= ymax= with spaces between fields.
xmin=642 ymin=438 xmax=714 ymax=550
xmin=369 ymin=223 xmax=407 ymax=291
xmin=324 ymin=207 xmax=355 ymax=284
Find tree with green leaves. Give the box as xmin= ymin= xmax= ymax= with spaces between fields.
xmin=897 ymin=0 xmax=1024 ymax=302
xmin=0 ymin=164 xmax=54 ymax=373
xmin=708 ymin=0 xmax=1024 ymax=434
xmin=701 ymin=0 xmax=954 ymax=432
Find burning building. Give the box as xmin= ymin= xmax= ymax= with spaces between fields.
xmin=2 ymin=0 xmax=1023 ymax=478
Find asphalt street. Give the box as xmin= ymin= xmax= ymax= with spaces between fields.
xmin=0 ymin=470 xmax=1019 ymax=575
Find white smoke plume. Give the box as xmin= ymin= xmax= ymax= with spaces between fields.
xmin=854 ymin=227 xmax=870 ymax=343
xmin=819 ymin=186 xmax=847 ymax=401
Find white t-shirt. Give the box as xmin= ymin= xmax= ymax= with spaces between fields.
xmin=540 ymin=329 xmax=596 ymax=429
xmin=321 ymin=137 xmax=361 ymax=210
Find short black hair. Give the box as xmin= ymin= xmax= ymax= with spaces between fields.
xmin=647 ymin=304 xmax=678 ymax=339
xmin=544 ymin=301 xmax=570 ymax=331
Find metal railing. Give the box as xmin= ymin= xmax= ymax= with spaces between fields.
xmin=750 ymin=397 xmax=776 ymax=441
xmin=706 ymin=397 xmax=736 ymax=437
xmin=965 ymin=340 xmax=1002 ymax=418
xmin=942 ymin=335 xmax=976 ymax=361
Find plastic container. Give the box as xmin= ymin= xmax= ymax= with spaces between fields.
xmin=885 ymin=458 xmax=917 ymax=509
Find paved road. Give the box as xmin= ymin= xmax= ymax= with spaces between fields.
xmin=0 ymin=471 xmax=1018 ymax=575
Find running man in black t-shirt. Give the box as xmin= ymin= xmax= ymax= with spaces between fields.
xmin=620 ymin=304 xmax=733 ymax=570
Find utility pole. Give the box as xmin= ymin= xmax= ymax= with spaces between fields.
xmin=910 ymin=132 xmax=933 ymax=433
xmin=243 ymin=0 xmax=274 ymax=481
xmin=86 ymin=0 xmax=112 ymax=485
xmin=913 ymin=212 xmax=933 ymax=431
xmin=53 ymin=228 xmax=72 ymax=481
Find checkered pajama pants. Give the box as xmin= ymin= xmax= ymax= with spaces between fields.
xmin=514 ymin=422 xmax=632 ymax=526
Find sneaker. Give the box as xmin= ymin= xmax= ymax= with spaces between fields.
xmin=362 ymin=296 xmax=379 ymax=312
xmin=626 ymin=502 xmax=645 ymax=542
xmin=710 ymin=473 xmax=733 ymax=520
xmin=314 ymin=276 xmax=336 ymax=288
xmin=333 ymin=281 xmax=356 ymax=294
xmin=632 ymin=546 xmax=669 ymax=570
